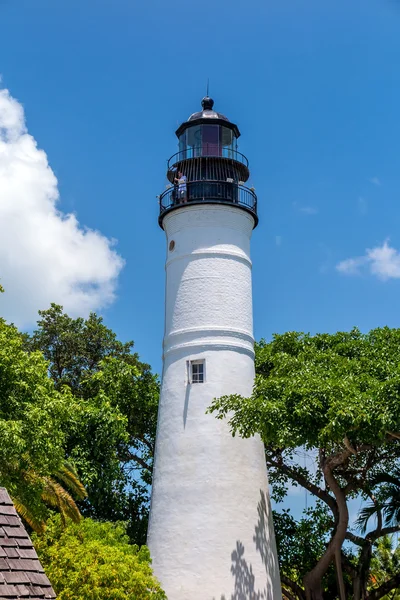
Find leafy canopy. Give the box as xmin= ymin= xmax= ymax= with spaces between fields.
xmin=33 ymin=516 xmax=166 ymax=600
xmin=211 ymin=328 xmax=400 ymax=449
xmin=369 ymin=536 xmax=400 ymax=599
xmin=25 ymin=304 xmax=159 ymax=544
xmin=274 ymin=503 xmax=334 ymax=583
xmin=0 ymin=317 xmax=74 ymax=513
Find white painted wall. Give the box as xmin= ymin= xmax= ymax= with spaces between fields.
xmin=147 ymin=205 xmax=281 ymax=599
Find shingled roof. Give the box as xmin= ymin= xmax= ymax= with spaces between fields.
xmin=0 ymin=488 xmax=56 ymax=599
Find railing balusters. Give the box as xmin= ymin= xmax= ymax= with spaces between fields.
xmin=159 ymin=180 xmax=257 ymax=222
xmin=167 ymin=147 xmax=249 ymax=171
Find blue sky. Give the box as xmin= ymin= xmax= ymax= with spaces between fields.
xmin=1 ymin=0 xmax=400 ymax=523
xmin=1 ymin=0 xmax=400 ymax=375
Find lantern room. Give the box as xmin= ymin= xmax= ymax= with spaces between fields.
xmin=176 ymin=97 xmax=239 ymax=160
xmin=159 ymin=97 xmax=258 ymax=228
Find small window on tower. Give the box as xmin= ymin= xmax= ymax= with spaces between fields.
xmin=189 ymin=360 xmax=205 ymax=384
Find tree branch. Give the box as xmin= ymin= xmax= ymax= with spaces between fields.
xmin=335 ymin=548 xmax=347 ymax=600
xmin=137 ymin=435 xmax=154 ymax=454
xmin=125 ymin=451 xmax=152 ymax=472
xmin=343 ymin=448 xmax=378 ymax=495
xmin=304 ymin=456 xmax=351 ymax=594
xmin=343 ymin=436 xmax=357 ymax=455
xmin=375 ymin=495 xmax=382 ymax=534
xmin=343 ymin=480 xmax=359 ymax=496
xmin=368 ymin=524 xmax=400 ymax=543
xmin=345 ymin=519 xmax=400 ymax=600
xmin=345 ymin=523 xmax=400 ymax=548
xmin=281 ymin=575 xmax=306 ymax=600
xmin=345 ymin=531 xmax=366 ymax=547
xmin=266 ymin=454 xmax=338 ymax=517
xmin=355 ymin=533 xmax=373 ymax=600
xmin=325 ymin=447 xmax=352 ymax=470
xmin=341 ymin=550 xmax=357 ymax=577
xmin=386 ymin=431 xmax=400 ymax=441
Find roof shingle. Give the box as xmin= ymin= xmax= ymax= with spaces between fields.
xmin=0 ymin=489 xmax=56 ymax=599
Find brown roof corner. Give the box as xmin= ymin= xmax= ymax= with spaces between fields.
xmin=0 ymin=488 xmax=56 ymax=599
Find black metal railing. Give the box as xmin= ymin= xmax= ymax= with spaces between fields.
xmin=167 ymin=146 xmax=249 ymax=170
xmin=158 ymin=180 xmax=258 ymax=226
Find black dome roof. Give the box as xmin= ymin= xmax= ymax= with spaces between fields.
xmin=187 ymin=97 xmax=229 ymax=122
xmin=175 ymin=97 xmax=240 ymax=138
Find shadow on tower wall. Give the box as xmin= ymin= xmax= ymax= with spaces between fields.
xmin=214 ymin=490 xmax=280 ymax=600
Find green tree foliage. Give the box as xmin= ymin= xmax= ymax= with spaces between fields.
xmin=25 ymin=304 xmax=159 ymax=544
xmin=0 ymin=317 xmax=78 ymax=523
xmin=209 ymin=328 xmax=400 ymax=600
xmin=369 ymin=536 xmax=400 ymax=600
xmin=274 ymin=505 xmax=329 ymax=582
xmin=0 ymin=294 xmax=163 ymax=596
xmin=33 ymin=515 xmax=166 ymax=600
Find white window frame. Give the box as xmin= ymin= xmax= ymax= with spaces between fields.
xmin=187 ymin=359 xmax=205 ymax=384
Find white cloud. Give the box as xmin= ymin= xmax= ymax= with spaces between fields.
xmin=337 ymin=257 xmax=367 ymax=276
xmin=0 ymin=86 xmax=124 ymax=327
xmin=369 ymin=176 xmax=381 ymax=186
xmin=337 ymin=241 xmax=400 ymax=280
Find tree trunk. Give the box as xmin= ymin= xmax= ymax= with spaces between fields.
xmin=353 ymin=573 xmax=362 ymax=600
xmin=353 ymin=538 xmax=373 ymax=600
xmin=335 ymin=548 xmax=346 ymax=600
xmin=303 ymin=453 xmax=351 ymax=600
xmin=303 ymin=573 xmax=324 ymax=600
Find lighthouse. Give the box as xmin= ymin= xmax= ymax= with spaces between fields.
xmin=147 ymin=97 xmax=281 ymax=599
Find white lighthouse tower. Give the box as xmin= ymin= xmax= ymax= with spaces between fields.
xmin=147 ymin=97 xmax=281 ymax=600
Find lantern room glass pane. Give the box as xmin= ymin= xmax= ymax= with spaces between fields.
xmin=221 ymin=126 xmax=236 ymax=158
xmin=178 ymin=132 xmax=186 ymax=158
xmin=202 ymin=125 xmax=220 ymax=156
xmin=186 ymin=125 xmax=202 ymax=157
xmin=221 ymin=126 xmax=233 ymax=147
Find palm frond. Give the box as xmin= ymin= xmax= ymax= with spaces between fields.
xmin=11 ymin=497 xmax=46 ymax=534
xmin=384 ymin=501 xmax=400 ymax=527
xmin=356 ymin=503 xmax=380 ymax=533
xmin=55 ymin=462 xmax=87 ymax=500
xmin=10 ymin=464 xmax=85 ymax=530
xmin=359 ymin=470 xmax=400 ymax=530
xmin=41 ymin=478 xmax=82 ymax=524
xmin=369 ymin=470 xmax=400 ymax=488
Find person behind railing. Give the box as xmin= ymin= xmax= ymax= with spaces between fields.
xmin=174 ymin=171 xmax=187 ymax=203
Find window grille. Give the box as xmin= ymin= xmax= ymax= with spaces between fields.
xmin=188 ymin=360 xmax=205 ymax=384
